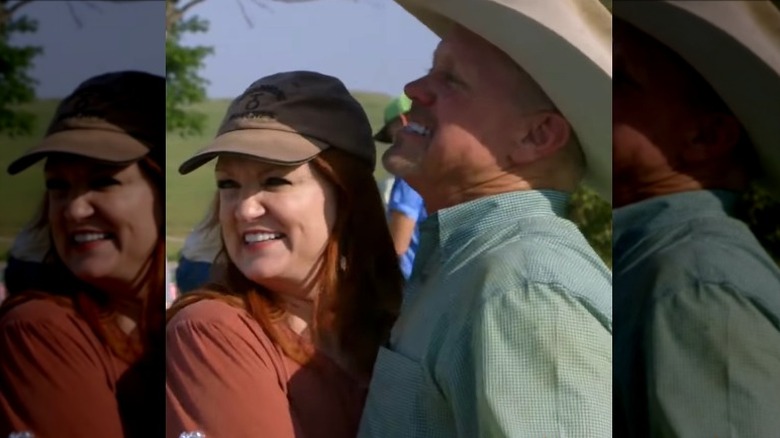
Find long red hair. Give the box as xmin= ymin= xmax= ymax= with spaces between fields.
xmin=167 ymin=148 xmax=404 ymax=375
xmin=0 ymin=155 xmax=166 ymax=364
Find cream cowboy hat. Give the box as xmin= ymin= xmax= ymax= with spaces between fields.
xmin=614 ymin=1 xmax=780 ymax=197
xmin=394 ymin=0 xmax=613 ymax=203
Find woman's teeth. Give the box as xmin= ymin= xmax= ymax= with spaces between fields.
xmin=244 ymin=233 xmax=284 ymax=243
xmin=73 ymin=233 xmax=109 ymax=244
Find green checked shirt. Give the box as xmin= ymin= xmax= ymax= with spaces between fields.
xmin=358 ymin=190 xmax=613 ymax=438
xmin=613 ymin=190 xmax=780 ymax=437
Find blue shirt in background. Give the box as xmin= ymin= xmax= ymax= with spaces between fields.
xmin=387 ymin=178 xmax=428 ymax=279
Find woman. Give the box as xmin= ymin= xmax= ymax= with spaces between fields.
xmin=0 ymin=71 xmax=166 ymax=438
xmin=166 ymin=71 xmax=403 ymax=438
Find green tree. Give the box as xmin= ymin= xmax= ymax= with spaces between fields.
xmin=739 ymin=182 xmax=780 ymax=263
xmin=568 ymin=187 xmax=612 ymax=267
xmin=164 ymin=0 xmax=324 ymax=137
xmin=166 ymin=0 xmax=213 ymax=137
xmin=0 ymin=1 xmax=146 ymax=137
xmin=0 ymin=0 xmax=42 ymax=138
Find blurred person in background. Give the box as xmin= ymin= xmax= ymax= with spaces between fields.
xmin=174 ymin=195 xmax=221 ymax=294
xmin=374 ymin=94 xmax=428 ymax=280
xmin=2 ymin=205 xmax=49 ymax=296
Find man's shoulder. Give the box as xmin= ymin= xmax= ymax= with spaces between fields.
xmin=437 ymin=232 xmax=612 ymax=320
xmin=467 ymin=225 xmax=610 ymax=287
xmin=621 ymin=224 xmax=780 ymax=298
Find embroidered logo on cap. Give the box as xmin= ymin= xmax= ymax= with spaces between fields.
xmin=228 ymin=87 xmax=286 ymax=123
xmin=56 ymin=91 xmax=105 ymax=121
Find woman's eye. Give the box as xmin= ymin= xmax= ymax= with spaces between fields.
xmin=216 ymin=179 xmax=238 ymax=190
xmin=264 ymin=177 xmax=291 ymax=187
xmin=45 ymin=178 xmax=67 ymax=191
xmin=90 ymin=177 xmax=120 ymax=190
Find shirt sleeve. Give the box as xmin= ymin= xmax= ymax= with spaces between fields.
xmin=0 ymin=306 xmax=125 ymax=438
xmin=465 ymin=283 xmax=612 ymax=437
xmin=644 ymin=283 xmax=780 ymax=437
xmin=165 ymin=306 xmax=297 ymax=438
xmin=387 ymin=178 xmax=425 ymax=221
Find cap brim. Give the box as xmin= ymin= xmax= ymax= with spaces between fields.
xmin=7 ymin=129 xmax=149 ymax=175
xmin=179 ymin=129 xmax=331 ymax=175
xmin=373 ymin=125 xmax=392 ymax=143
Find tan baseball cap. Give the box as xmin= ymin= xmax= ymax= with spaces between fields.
xmin=7 ymin=70 xmax=165 ymax=175
xmin=178 ymin=71 xmax=376 ymax=174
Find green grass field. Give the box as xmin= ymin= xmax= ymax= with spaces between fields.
xmin=0 ymin=100 xmax=59 ymax=258
xmin=0 ymin=92 xmax=393 ymax=260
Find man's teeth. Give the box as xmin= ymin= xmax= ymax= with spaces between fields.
xmin=404 ymin=122 xmax=431 ymax=137
xmin=73 ymin=233 xmax=109 ymax=243
xmin=244 ymin=233 xmax=284 ymax=243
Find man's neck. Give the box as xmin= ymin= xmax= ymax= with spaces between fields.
xmin=417 ymin=173 xmax=573 ymax=213
xmin=614 ymin=170 xmax=748 ymax=208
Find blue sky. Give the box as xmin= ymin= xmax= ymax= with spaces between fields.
xmin=10 ymin=0 xmax=439 ymax=98
xmin=8 ymin=1 xmax=165 ymax=98
xmin=183 ymin=0 xmax=439 ymax=97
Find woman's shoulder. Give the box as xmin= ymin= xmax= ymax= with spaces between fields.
xmin=166 ymin=294 xmax=284 ymax=365
xmin=0 ymin=293 xmax=108 ymax=365
xmin=168 ymin=295 xmax=246 ymax=326
xmin=0 ymin=292 xmax=77 ymax=328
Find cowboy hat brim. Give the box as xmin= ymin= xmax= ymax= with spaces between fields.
xmin=614 ymin=1 xmax=780 ymax=198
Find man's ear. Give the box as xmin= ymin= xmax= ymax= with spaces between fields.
xmin=684 ymin=113 xmax=741 ymax=163
xmin=510 ymin=112 xmax=571 ymax=165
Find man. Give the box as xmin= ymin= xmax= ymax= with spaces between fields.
xmin=612 ymin=1 xmax=780 ymax=436
xmin=358 ymin=0 xmax=613 ymax=436
xmin=374 ymin=94 xmax=428 ymax=279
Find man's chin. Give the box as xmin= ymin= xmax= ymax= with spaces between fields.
xmin=382 ymin=152 xmax=421 ymax=179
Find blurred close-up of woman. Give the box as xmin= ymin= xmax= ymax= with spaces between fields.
xmin=165 ymin=71 xmax=403 ymax=438
xmin=0 ymin=71 xmax=166 ymax=438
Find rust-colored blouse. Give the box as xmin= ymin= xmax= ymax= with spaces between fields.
xmin=166 ymin=299 xmax=368 ymax=438
xmin=0 ymin=297 xmax=159 ymax=438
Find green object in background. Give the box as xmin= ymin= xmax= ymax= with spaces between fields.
xmin=383 ymin=94 xmax=412 ymax=124
xmin=373 ymin=93 xmax=412 ymax=143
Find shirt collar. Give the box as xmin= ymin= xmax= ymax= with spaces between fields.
xmin=418 ymin=190 xmax=570 ymax=257
xmin=613 ymin=190 xmax=739 ymax=243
